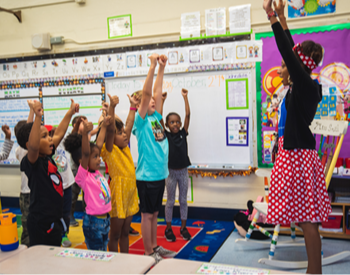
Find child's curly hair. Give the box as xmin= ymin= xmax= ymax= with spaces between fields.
xmin=16 ymin=123 xmax=34 ymax=149
xmin=14 ymin=120 xmax=27 ymax=140
xmin=64 ymin=132 xmax=82 ymax=166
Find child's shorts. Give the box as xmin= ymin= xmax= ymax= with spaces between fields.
xmin=136 ymin=179 xmax=165 ymax=214
xmin=82 ymin=213 xmax=110 ymax=251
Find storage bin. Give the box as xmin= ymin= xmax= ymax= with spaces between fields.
xmin=321 ymin=207 xmax=343 ymax=229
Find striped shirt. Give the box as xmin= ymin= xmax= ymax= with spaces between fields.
xmin=0 ymin=138 xmax=14 ymax=161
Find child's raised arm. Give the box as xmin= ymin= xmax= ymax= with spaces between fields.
xmin=26 ymin=100 xmax=35 ymax=123
xmin=154 ymin=55 xmax=167 ymax=114
xmin=0 ymin=125 xmax=14 ymax=161
xmin=159 ymin=92 xmax=167 ymax=129
xmin=96 ymin=115 xmax=112 ymax=151
xmin=53 ymin=99 xmax=79 ymax=148
xmin=27 ymin=101 xmax=43 ymax=164
xmin=81 ymin=120 xmax=93 ymax=170
xmin=105 ymin=94 xmax=119 ymax=152
xmin=182 ymin=89 xmax=191 ymax=133
xmin=125 ymin=94 xmax=140 ymax=141
xmin=138 ymin=53 xmax=158 ymax=119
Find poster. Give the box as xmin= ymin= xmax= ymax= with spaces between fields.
xmin=108 ymin=14 xmax=132 ymax=39
xmin=163 ymin=176 xmax=193 ymax=203
xmin=226 ymin=78 xmax=249 ymax=110
xmin=229 ymin=4 xmax=251 ymax=34
xmin=197 ymin=263 xmax=270 ymax=275
xmin=226 ymin=117 xmax=249 ymax=146
xmin=288 ymin=0 xmax=336 ymax=18
xmin=181 ymin=12 xmax=201 ymax=39
xmin=256 ymin=23 xmax=350 ymax=167
xmin=263 ymin=131 xmax=277 ymax=163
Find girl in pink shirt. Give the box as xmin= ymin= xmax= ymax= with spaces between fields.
xmin=65 ymin=119 xmax=111 ymax=251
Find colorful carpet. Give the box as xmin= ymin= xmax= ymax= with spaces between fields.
xmin=2 ymin=208 xmax=235 ymax=262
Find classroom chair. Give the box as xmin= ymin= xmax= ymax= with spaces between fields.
xmin=236 ymin=119 xmax=350 ymax=269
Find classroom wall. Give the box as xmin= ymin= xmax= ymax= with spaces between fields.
xmin=1 ymin=0 xmax=350 ymax=209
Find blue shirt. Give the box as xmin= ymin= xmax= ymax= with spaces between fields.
xmin=278 ymin=96 xmax=287 ymax=137
xmin=132 ymin=110 xmax=169 ymax=181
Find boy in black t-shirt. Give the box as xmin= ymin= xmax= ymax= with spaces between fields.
xmin=161 ymin=89 xmax=192 ymax=242
xmin=17 ymin=99 xmax=80 ymax=247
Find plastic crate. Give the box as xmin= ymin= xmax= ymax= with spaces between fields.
xmin=322 ymin=208 xmax=343 ymax=229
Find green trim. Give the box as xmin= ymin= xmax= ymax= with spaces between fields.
xmin=226 ymin=78 xmax=249 ymax=110
xmin=44 ymin=106 xmax=101 ymax=111
xmin=255 ymin=22 xmax=350 ymax=168
xmin=255 ymin=23 xmax=350 ymax=40
xmin=179 ymin=30 xmax=252 ymax=41
xmin=107 ymin=14 xmax=133 ymax=39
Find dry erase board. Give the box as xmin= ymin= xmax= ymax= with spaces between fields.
xmin=105 ymin=70 xmax=253 ymax=169
xmin=0 ymin=87 xmax=39 ymax=165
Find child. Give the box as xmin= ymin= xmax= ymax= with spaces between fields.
xmin=0 ymin=125 xmax=14 ymax=161
xmin=163 ymin=88 xmax=192 ymax=242
xmin=132 ymin=53 xmax=176 ymax=262
xmin=49 ymin=127 xmax=75 ymax=247
xmin=96 ymin=94 xmax=139 ymax=253
xmin=16 ymin=99 xmax=79 ymax=247
xmin=66 ymin=120 xmax=111 ymax=251
xmin=14 ymin=100 xmax=35 ymax=247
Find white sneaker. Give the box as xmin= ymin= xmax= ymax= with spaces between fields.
xmin=149 ymin=252 xmax=163 ymax=264
xmin=154 ymin=246 xmax=177 ymax=258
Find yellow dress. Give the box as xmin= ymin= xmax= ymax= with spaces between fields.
xmin=101 ymin=144 xmax=139 ymax=219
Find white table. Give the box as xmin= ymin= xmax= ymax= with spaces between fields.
xmin=0 ymin=245 xmax=155 ymax=274
xmin=0 ymin=244 xmax=27 ymax=263
xmin=147 ymin=259 xmax=298 ymax=274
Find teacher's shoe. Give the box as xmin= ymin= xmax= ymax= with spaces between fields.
xmin=154 ymin=246 xmax=177 ymax=258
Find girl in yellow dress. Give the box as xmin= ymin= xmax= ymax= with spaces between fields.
xmin=96 ymin=93 xmax=139 ymax=253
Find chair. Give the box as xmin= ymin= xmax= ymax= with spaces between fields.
xmin=235 ymin=120 xmax=350 ymax=269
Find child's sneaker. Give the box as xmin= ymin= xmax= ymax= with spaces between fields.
xmin=154 ymin=246 xmax=177 ymax=258
xmin=180 ymin=227 xmax=192 ymax=241
xmin=149 ymin=252 xmax=163 ymax=264
xmin=61 ymin=233 xmax=72 ymax=247
xmin=165 ymin=228 xmax=176 ymax=242
xmin=129 ymin=226 xmax=140 ymax=236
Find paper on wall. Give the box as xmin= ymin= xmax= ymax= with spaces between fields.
xmin=229 ymin=4 xmax=251 ymax=34
xmin=181 ymin=12 xmax=201 ymax=39
xmin=205 ymin=8 xmax=226 ymax=36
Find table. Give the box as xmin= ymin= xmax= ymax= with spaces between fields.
xmin=0 ymin=245 xmax=155 ymax=274
xmin=0 ymin=244 xmax=27 ymax=263
xmin=147 ymin=259 xmax=298 ymax=274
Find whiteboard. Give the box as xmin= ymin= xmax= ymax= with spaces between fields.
xmin=105 ymin=70 xmax=253 ymax=169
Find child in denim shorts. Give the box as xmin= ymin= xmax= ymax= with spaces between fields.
xmin=65 ymin=119 xmax=111 ymax=251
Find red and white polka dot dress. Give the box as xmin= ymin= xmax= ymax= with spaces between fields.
xmin=266 ymin=136 xmax=332 ymax=225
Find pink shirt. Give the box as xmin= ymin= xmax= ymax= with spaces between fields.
xmin=75 ymin=165 xmax=111 ymax=215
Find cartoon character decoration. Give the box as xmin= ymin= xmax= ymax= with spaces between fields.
xmin=288 ymin=0 xmax=305 ymax=10
xmin=254 ymin=46 xmax=259 ymax=58
xmin=139 ymin=55 xmax=142 ymax=67
xmin=48 ymin=160 xmax=63 ymax=197
xmin=107 ymin=55 xmax=111 ymax=62
xmin=84 ymin=58 xmax=88 ymax=64
xmin=43 ymin=62 xmax=47 ymax=68
xmin=97 ymin=176 xmax=111 ymax=204
xmin=248 ymin=46 xmax=254 ymax=58
xmin=51 ymin=61 xmax=58 ymax=67
xmin=151 ymin=120 xmax=166 ymax=142
xmin=317 ymin=0 xmax=335 ymax=7
xmin=266 ymin=94 xmax=279 ymax=127
xmin=32 ymin=62 xmax=37 ymax=68
xmin=62 ymin=59 xmax=67 ymax=66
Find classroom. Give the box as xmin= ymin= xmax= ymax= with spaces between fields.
xmin=0 ymin=0 xmax=350 ymax=274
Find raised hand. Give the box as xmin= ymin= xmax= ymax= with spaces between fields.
xmin=181 ymin=88 xmax=188 ymax=97
xmin=263 ymin=0 xmax=273 ymax=12
xmin=158 ymin=55 xmax=168 ymax=67
xmin=108 ymin=93 xmax=119 ymax=108
xmin=1 ymin=125 xmax=11 ymax=139
xmin=82 ymin=120 xmax=93 ymax=135
xmin=100 ymin=102 xmax=109 ymax=117
xmin=69 ymin=99 xmax=80 ymax=115
xmin=274 ymin=0 xmax=286 ymax=17
xmin=33 ymin=100 xmax=43 ymax=117
xmin=127 ymin=94 xmax=140 ymax=107
xmin=103 ymin=115 xmax=112 ymax=127
xmin=162 ymin=92 xmax=168 ymax=101
xmin=27 ymin=99 xmax=34 ymax=110
xmin=148 ymin=53 xmax=159 ymax=67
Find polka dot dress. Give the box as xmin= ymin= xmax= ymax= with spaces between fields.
xmin=101 ymin=144 xmax=139 ymax=219
xmin=266 ymin=136 xmax=332 ymax=225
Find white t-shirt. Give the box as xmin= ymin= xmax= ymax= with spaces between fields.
xmin=15 ymin=147 xmax=30 ymax=194
xmin=52 ymin=142 xmax=75 ymax=190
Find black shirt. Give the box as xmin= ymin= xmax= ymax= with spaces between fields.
xmin=272 ymin=22 xmax=322 ymax=150
xmin=20 ymin=147 xmax=64 ymax=224
xmin=165 ymin=128 xmax=191 ymax=169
